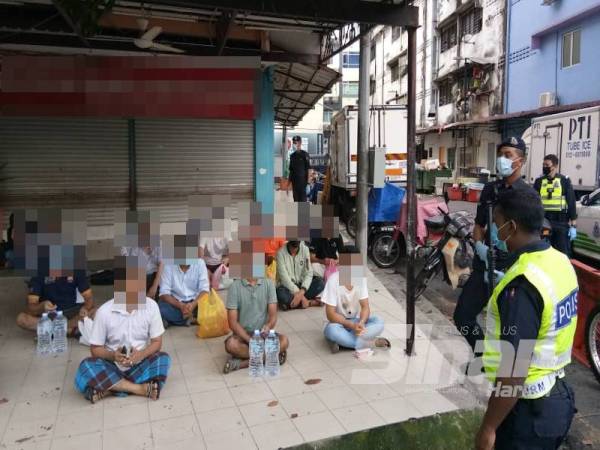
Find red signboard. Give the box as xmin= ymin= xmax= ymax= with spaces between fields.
xmin=0 ymin=56 xmax=261 ymax=119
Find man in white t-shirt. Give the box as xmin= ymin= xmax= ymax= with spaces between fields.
xmin=74 ymin=255 xmax=171 ymax=403
xmin=321 ymin=246 xmax=390 ymax=353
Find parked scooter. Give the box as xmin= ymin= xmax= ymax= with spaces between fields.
xmin=414 ymin=207 xmax=475 ymax=300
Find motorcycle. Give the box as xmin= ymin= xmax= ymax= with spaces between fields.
xmin=414 ymin=208 xmax=475 ymax=300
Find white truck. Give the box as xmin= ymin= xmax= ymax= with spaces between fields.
xmin=328 ymin=104 xmax=408 ymax=221
xmin=525 ymin=106 xmax=600 ymax=192
xmin=523 ymin=106 xmax=600 ymax=265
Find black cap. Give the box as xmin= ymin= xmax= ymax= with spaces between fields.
xmin=292 ymin=135 xmax=302 ymax=143
xmin=498 ymin=136 xmax=527 ymax=155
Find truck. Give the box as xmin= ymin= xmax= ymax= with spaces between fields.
xmin=328 ymin=104 xmax=408 ymax=222
xmin=524 ymin=106 xmax=600 ymax=192
xmin=523 ymin=106 xmax=600 ymax=265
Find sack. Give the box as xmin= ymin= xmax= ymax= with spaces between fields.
xmin=323 ymin=260 xmax=338 ymax=281
xmin=196 ymin=289 xmax=230 ymax=339
xmin=266 ymin=260 xmax=277 ymax=281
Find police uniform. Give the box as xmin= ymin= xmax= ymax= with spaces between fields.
xmin=483 ymin=240 xmax=577 ymax=449
xmin=29 ymin=273 xmax=90 ymax=319
xmin=289 ymin=149 xmax=310 ymax=202
xmin=533 ymin=174 xmax=577 ymax=256
xmin=454 ymin=177 xmax=535 ymax=351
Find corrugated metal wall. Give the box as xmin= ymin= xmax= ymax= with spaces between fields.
xmin=0 ymin=118 xmax=129 ymax=227
xmin=0 ymin=117 xmax=255 ymax=230
xmin=136 ymin=119 xmax=254 ymax=222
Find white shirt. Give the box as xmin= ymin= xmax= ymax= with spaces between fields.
xmin=321 ymin=271 xmax=368 ymax=320
xmin=159 ymin=261 xmax=210 ymax=303
xmin=120 ymin=246 xmax=162 ymax=275
xmin=89 ymin=298 xmax=164 ymax=371
xmin=199 ymin=237 xmax=229 ymax=266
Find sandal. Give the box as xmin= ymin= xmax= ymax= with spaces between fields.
xmin=279 ymin=351 xmax=287 ymax=366
xmin=308 ymin=300 xmax=323 ymax=307
xmin=223 ymin=357 xmax=242 ymax=374
xmin=374 ymin=337 xmax=391 ymax=349
xmin=86 ymin=387 xmax=108 ymax=404
xmin=146 ymin=381 xmax=160 ymax=400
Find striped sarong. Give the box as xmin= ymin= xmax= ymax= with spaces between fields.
xmin=74 ymin=351 xmax=171 ymax=397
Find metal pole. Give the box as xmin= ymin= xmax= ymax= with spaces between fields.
xmin=405 ymin=25 xmax=418 ymax=356
xmin=128 ymin=119 xmax=137 ymax=211
xmin=281 ymin=125 xmax=287 ymax=179
xmin=356 ymin=24 xmax=371 ymax=265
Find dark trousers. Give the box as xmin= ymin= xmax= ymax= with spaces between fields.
xmin=277 ymin=276 xmax=324 ymax=309
xmin=495 ymin=379 xmax=576 ymax=450
xmin=549 ymin=221 xmax=571 ymax=257
xmin=454 ymin=250 xmax=512 ymax=352
xmin=291 ymin=179 xmax=307 ymax=202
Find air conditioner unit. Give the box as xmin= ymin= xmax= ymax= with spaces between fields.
xmin=539 ymin=91 xmax=557 ymax=108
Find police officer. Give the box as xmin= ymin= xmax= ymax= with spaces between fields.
xmin=533 ymin=154 xmax=577 ymax=256
xmin=288 ymin=135 xmax=310 ymax=202
xmin=454 ymin=136 xmax=535 ymax=351
xmin=475 ymin=189 xmax=577 ymax=450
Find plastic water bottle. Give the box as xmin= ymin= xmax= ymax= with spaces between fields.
xmin=264 ymin=330 xmax=280 ymax=378
xmin=52 ymin=311 xmax=68 ymax=354
xmin=249 ymin=330 xmax=264 ymax=378
xmin=36 ymin=313 xmax=52 ymax=356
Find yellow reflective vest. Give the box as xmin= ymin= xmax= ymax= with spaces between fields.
xmin=483 ymin=246 xmax=578 ymax=399
xmin=539 ymin=177 xmax=566 ymax=212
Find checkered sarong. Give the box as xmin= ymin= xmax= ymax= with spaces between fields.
xmin=74 ymin=351 xmax=171 ymax=397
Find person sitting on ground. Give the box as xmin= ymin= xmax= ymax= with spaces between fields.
xmin=199 ymin=236 xmax=229 ymax=276
xmin=74 ymin=255 xmax=170 ymax=403
xmin=120 ymin=246 xmax=163 ymax=300
xmin=322 ymin=246 xmax=390 ymax=353
xmin=223 ymin=268 xmax=289 ymax=373
xmin=309 ymin=235 xmax=344 ymax=279
xmin=16 ymin=271 xmax=96 ymax=337
xmin=158 ymin=259 xmax=209 ymax=328
xmin=275 ymin=240 xmax=324 ymax=310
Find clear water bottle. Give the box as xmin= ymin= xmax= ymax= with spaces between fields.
xmin=52 ymin=311 xmax=68 ymax=354
xmin=36 ymin=313 xmax=52 ymax=356
xmin=248 ymin=330 xmax=264 ymax=378
xmin=264 ymin=330 xmax=280 ymax=378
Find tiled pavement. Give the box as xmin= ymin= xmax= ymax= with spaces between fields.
xmin=0 ymin=265 xmax=485 ymax=450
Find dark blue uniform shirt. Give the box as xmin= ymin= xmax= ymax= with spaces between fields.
xmin=28 ymin=274 xmax=90 ymax=311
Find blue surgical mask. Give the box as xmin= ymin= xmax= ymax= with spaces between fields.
xmin=496 ymin=156 xmax=515 ymax=178
xmin=495 ymin=220 xmax=514 ymax=253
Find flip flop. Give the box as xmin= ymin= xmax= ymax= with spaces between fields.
xmin=223 ymin=357 xmax=242 ymax=374
xmin=147 ymin=381 xmax=160 ymax=400
xmin=279 ymin=351 xmax=287 ymax=366
xmin=86 ymin=387 xmax=108 ymax=404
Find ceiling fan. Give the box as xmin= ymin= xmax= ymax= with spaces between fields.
xmin=134 ymin=17 xmax=185 ymax=54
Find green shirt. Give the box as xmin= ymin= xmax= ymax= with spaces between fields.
xmin=226 ymin=278 xmax=277 ymax=333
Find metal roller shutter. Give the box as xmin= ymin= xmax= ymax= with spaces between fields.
xmin=136 ymin=119 xmax=254 ymax=222
xmin=0 ymin=118 xmax=129 ymax=228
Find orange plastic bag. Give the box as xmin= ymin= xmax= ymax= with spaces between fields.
xmin=196 ymin=289 xmax=230 ymax=339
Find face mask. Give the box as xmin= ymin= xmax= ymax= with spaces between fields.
xmin=542 ymin=166 xmax=552 ymax=176
xmin=496 ymin=220 xmax=514 ymax=253
xmin=496 ymin=156 xmax=516 ymax=178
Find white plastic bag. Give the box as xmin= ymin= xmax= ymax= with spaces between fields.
xmin=78 ymin=317 xmax=94 ymax=346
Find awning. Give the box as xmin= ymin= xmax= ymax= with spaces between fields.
xmin=273 ymin=62 xmax=341 ymax=127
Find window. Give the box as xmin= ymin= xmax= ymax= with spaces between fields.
xmin=388 ymin=59 xmax=400 ymax=82
xmin=323 ymin=110 xmax=333 ymax=124
xmin=342 ymin=51 xmax=360 ymax=68
xmin=460 ymin=8 xmax=483 ymax=38
xmin=369 ymin=76 xmax=376 ymax=96
xmin=370 ymin=41 xmax=376 ymax=61
xmin=562 ymin=29 xmax=581 ymax=68
xmin=440 ymin=23 xmax=457 ymax=52
xmin=447 ymin=147 xmax=456 ymax=170
xmin=342 ymin=81 xmax=359 ymax=97
xmin=392 ymin=26 xmax=402 ymax=41
xmin=438 ymin=78 xmax=453 ymax=106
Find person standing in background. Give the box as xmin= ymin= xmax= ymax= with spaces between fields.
xmin=533 ymin=154 xmax=577 ymax=256
xmin=288 ymin=136 xmax=310 ymax=202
